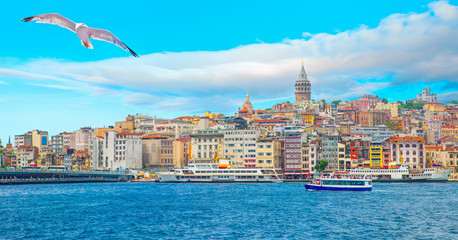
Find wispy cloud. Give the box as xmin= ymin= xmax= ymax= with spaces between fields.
xmin=1 ymin=1 xmax=457 ymax=114
xmin=0 ymin=80 xmax=7 ymax=85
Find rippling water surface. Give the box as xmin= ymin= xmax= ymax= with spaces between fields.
xmin=0 ymin=182 xmax=457 ymax=239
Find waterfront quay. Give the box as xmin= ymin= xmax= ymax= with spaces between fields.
xmin=0 ymin=169 xmax=134 ymax=185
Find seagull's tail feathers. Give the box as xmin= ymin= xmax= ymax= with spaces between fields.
xmin=22 ymin=16 xmax=35 ymax=22
xmin=81 ymin=40 xmax=93 ymax=49
xmin=123 ymin=42 xmax=139 ymax=58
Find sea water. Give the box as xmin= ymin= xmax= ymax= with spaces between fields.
xmin=0 ymin=182 xmax=456 ymax=239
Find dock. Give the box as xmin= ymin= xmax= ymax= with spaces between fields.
xmin=0 ymin=169 xmax=134 ymax=185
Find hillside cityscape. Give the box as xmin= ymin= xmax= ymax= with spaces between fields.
xmin=1 ymin=63 xmax=457 ymax=180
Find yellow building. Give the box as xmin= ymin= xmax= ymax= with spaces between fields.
xmin=441 ymin=126 xmax=458 ymax=139
xmin=256 ymin=138 xmax=281 ymax=168
xmin=38 ymin=147 xmax=55 ymax=167
xmin=299 ymin=112 xmax=315 ymax=125
xmin=369 ymin=146 xmax=383 ymax=168
xmin=173 ymin=139 xmax=190 ymax=168
xmin=375 ymin=102 xmax=400 ymax=117
xmin=31 ymin=130 xmax=49 ymax=149
xmin=270 ymin=110 xmax=298 ymax=119
xmin=423 ymin=102 xmax=445 ymax=112
xmin=115 ymin=115 xmax=135 ymax=132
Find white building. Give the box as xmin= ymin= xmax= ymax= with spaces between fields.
xmin=103 ymin=131 xmax=142 ymax=171
xmin=390 ymin=136 xmax=426 ymax=168
xmin=89 ymin=136 xmax=104 ymax=170
xmin=223 ymin=129 xmax=260 ymax=168
xmin=190 ymin=129 xmax=224 ymax=162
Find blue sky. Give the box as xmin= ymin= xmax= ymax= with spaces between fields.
xmin=0 ymin=0 xmax=458 ymax=143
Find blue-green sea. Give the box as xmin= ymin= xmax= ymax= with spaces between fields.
xmin=0 ymin=182 xmax=457 ymax=239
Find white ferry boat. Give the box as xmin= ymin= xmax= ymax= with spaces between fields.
xmin=349 ymin=165 xmax=452 ymax=182
xmin=157 ymin=160 xmax=283 ymax=183
xmin=305 ymin=172 xmax=372 ymax=191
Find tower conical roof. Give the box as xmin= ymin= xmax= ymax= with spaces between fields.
xmin=298 ymin=64 xmax=308 ymax=81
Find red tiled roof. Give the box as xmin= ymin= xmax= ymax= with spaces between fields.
xmin=424 ymin=102 xmax=444 ymax=105
xmin=389 ymin=136 xmax=425 ymax=142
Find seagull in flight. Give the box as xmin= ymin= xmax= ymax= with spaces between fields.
xmin=22 ymin=13 xmax=139 ymax=57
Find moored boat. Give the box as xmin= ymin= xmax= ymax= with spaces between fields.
xmin=305 ymin=172 xmax=372 ymax=191
xmin=157 ymin=160 xmax=283 ymax=183
xmin=349 ymin=165 xmax=452 ymax=182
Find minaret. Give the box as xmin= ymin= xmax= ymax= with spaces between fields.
xmin=295 ymin=61 xmax=311 ymax=105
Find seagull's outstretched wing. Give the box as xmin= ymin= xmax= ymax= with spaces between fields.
xmin=22 ymin=13 xmax=77 ymax=32
xmin=86 ymin=28 xmax=139 ymax=58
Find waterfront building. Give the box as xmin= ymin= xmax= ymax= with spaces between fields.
xmin=223 ymin=129 xmax=260 ymax=168
xmin=320 ymin=131 xmax=340 ymax=170
xmin=344 ymin=138 xmax=371 ymax=168
xmin=369 ymin=145 xmax=383 ymax=168
xmin=190 ymin=129 xmax=224 ymax=162
xmin=14 ymin=134 xmax=32 ymax=148
xmin=337 ymin=143 xmax=353 ymax=170
xmin=284 ymin=129 xmax=304 ymax=178
xmin=444 ymin=146 xmax=458 ymax=178
xmin=256 ymin=138 xmax=282 ymax=169
xmin=89 ymin=136 xmax=104 ymax=170
xmin=103 ymin=131 xmax=142 ymax=170
xmin=141 ymin=135 xmax=174 ymax=169
xmin=308 ymin=142 xmax=320 ymax=173
xmin=390 ymin=136 xmax=426 ymax=168
xmin=173 ymin=138 xmax=190 ymax=168
xmin=295 ymin=63 xmax=312 ymax=106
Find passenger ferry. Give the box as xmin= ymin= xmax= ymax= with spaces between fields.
xmin=349 ymin=165 xmax=452 ymax=182
xmin=305 ymin=172 xmax=372 ymax=191
xmin=157 ymin=160 xmax=283 ymax=183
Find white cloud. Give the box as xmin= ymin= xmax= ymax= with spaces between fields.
xmin=1 ymin=1 xmax=457 ymax=114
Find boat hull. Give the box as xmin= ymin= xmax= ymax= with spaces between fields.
xmin=305 ymin=184 xmax=372 ymax=191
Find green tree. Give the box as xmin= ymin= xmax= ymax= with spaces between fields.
xmin=265 ymin=108 xmax=271 ymax=111
xmin=452 ymin=100 xmax=458 ymax=104
xmin=315 ymin=160 xmax=328 ymax=173
xmin=382 ymin=98 xmax=388 ymax=103
xmin=332 ymin=100 xmax=341 ymax=105
xmin=384 ymin=121 xmax=400 ymax=131
xmin=321 ymin=99 xmax=326 ymax=104
xmin=418 ymin=121 xmax=423 ymax=128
